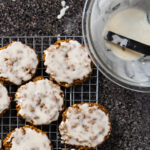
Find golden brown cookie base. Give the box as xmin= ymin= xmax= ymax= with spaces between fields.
xmin=3 ymin=125 xmax=53 ymax=150
xmin=0 ymin=41 xmax=39 ymax=85
xmin=0 ymin=82 xmax=11 ymax=118
xmin=60 ymin=102 xmax=112 ymax=149
xmin=15 ymin=76 xmax=64 ymax=126
xmin=0 ymin=109 xmax=9 ymax=118
xmin=43 ymin=39 xmax=93 ymax=88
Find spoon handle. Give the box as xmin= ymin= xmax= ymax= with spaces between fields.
xmin=105 ymin=31 xmax=150 ymax=55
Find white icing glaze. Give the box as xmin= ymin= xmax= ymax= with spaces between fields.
xmin=59 ymin=103 xmax=111 ymax=148
xmin=6 ymin=126 xmax=51 ymax=150
xmin=44 ymin=40 xmax=92 ymax=84
xmin=15 ymin=78 xmax=64 ymax=125
xmin=0 ymin=42 xmax=38 ymax=85
xmin=61 ymin=0 xmax=66 ymax=7
xmin=112 ymin=35 xmax=128 ymax=47
xmin=57 ymin=1 xmax=69 ymax=19
xmin=0 ymin=83 xmax=10 ymax=114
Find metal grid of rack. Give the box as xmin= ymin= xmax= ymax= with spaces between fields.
xmin=0 ymin=36 xmax=99 ymax=149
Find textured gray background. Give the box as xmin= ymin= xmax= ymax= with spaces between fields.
xmin=0 ymin=0 xmax=149 ymax=150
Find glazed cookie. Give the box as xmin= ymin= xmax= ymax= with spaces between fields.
xmin=59 ymin=103 xmax=111 ymax=149
xmin=0 ymin=82 xmax=11 ymax=117
xmin=0 ymin=41 xmax=38 ymax=85
xmin=3 ymin=125 xmax=52 ymax=150
xmin=43 ymin=40 xmax=92 ymax=87
xmin=15 ymin=76 xmax=64 ymax=125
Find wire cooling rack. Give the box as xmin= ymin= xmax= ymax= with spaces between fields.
xmin=0 ymin=36 xmax=99 ymax=150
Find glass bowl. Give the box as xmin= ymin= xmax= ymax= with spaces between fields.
xmin=82 ymin=0 xmax=150 ymax=93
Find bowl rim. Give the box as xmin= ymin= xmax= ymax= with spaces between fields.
xmin=82 ymin=0 xmax=150 ymax=93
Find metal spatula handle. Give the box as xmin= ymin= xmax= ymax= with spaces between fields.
xmin=105 ymin=31 xmax=150 ymax=55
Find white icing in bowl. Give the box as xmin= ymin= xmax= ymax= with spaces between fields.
xmin=83 ymin=0 xmax=150 ymax=92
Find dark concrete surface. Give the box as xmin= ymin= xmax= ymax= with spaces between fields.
xmin=0 ymin=0 xmax=84 ymax=36
xmin=0 ymin=0 xmax=149 ymax=150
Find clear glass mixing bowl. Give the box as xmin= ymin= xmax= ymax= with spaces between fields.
xmin=82 ymin=0 xmax=150 ymax=93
